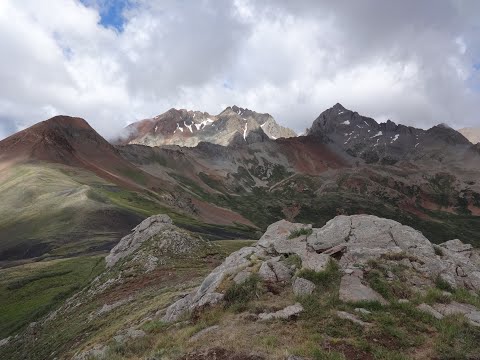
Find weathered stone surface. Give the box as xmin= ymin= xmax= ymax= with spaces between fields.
xmin=0 ymin=337 xmax=10 ymax=347
xmin=292 ymin=277 xmax=316 ymax=296
xmin=189 ymin=325 xmax=220 ymax=343
xmin=339 ymin=274 xmax=388 ymax=305
xmin=73 ymin=344 xmax=109 ymax=360
xmin=440 ymin=239 xmax=473 ymax=253
xmin=113 ymin=328 xmax=146 ymax=344
xmin=162 ymin=214 xmax=480 ymax=324
xmin=307 ymin=215 xmax=351 ymax=251
xmin=257 ymin=220 xmax=308 ymax=251
xmin=259 ymin=261 xmax=277 ymax=282
xmin=299 ymin=251 xmax=330 ymax=272
xmin=417 ymin=303 xmax=444 ymax=320
xmin=233 ymin=270 xmax=251 ymax=284
xmin=163 ymin=246 xmax=258 ymax=322
xmin=355 ymin=308 xmax=371 ymax=315
xmin=433 ymin=301 xmax=480 ymax=327
xmin=270 ymin=260 xmax=293 ymax=282
xmin=336 ymin=311 xmax=370 ymax=327
xmin=258 ymin=303 xmax=303 ymax=321
xmin=106 ymin=214 xmax=173 ymax=267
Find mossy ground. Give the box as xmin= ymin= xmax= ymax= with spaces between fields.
xmin=0 ymin=255 xmax=104 ymax=338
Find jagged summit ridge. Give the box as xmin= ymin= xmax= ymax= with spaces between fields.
xmin=118 ymin=105 xmax=297 ymax=147
xmin=307 ymin=103 xmax=474 ymax=164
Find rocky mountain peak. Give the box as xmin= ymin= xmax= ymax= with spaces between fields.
xmin=306 ymin=104 xmax=477 ymax=165
xmin=427 ymin=124 xmax=471 ymax=146
xmin=119 ymin=106 xmax=296 ymax=148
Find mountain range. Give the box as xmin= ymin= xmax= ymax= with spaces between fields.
xmin=1 ymin=103 xmax=479 ymax=266
xmin=118 ymin=105 xmax=297 ymax=147
xmin=1 ymin=103 xmax=480 ymax=359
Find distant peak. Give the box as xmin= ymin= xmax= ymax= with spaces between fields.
xmin=332 ymin=103 xmax=346 ymax=111
xmin=42 ymin=115 xmax=92 ymax=130
xmin=437 ymin=123 xmax=452 ymax=129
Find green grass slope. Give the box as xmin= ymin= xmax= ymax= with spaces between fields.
xmin=0 ymin=255 xmax=104 ymax=338
xmin=0 ymin=163 xmax=258 ymax=264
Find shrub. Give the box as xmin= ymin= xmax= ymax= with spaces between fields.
xmin=284 ymin=254 xmax=302 ymax=269
xmin=288 ymin=227 xmax=313 ymax=239
xmin=435 ymin=276 xmax=454 ymax=293
xmin=297 ymin=260 xmax=341 ymax=291
xmin=223 ymin=274 xmax=261 ymax=311
xmin=433 ymin=245 xmax=444 ymax=257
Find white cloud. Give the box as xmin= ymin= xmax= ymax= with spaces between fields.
xmin=0 ymin=0 xmax=479 ymax=141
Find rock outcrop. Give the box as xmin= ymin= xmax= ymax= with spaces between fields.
xmin=162 ymin=214 xmax=480 ymax=323
xmin=105 ymin=214 xmax=208 ymax=270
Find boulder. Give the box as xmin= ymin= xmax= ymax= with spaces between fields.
xmin=417 ymin=303 xmax=444 ymax=320
xmin=299 ymin=251 xmax=330 ymax=272
xmin=433 ymin=301 xmax=480 ymax=327
xmin=259 ymin=259 xmax=292 ymax=283
xmin=339 ymin=273 xmax=388 ymax=305
xmin=292 ymin=277 xmax=316 ymax=296
xmin=189 ymin=325 xmax=220 ymax=343
xmin=258 ymin=220 xmax=309 ymax=252
xmin=233 ymin=270 xmax=251 ymax=284
xmin=336 ymin=311 xmax=370 ymax=327
xmin=161 ymin=214 xmax=480 ymax=324
xmin=259 ymin=261 xmax=277 ymax=282
xmin=113 ymin=328 xmax=146 ymax=344
xmin=440 ymin=239 xmax=473 ymax=253
xmin=307 ymin=215 xmax=351 ymax=251
xmin=74 ymin=344 xmax=109 ymax=360
xmin=105 ymin=214 xmax=173 ymax=268
xmin=258 ymin=303 xmax=303 ymax=321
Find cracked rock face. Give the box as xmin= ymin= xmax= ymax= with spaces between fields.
xmin=105 ymin=214 xmax=207 ymax=270
xmin=162 ymin=215 xmax=480 ymax=323
xmin=105 ymin=214 xmax=174 ymax=268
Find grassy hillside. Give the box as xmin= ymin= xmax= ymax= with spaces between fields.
xmin=0 ymin=255 xmax=104 ymax=338
xmin=0 ymin=164 xmax=143 ymax=262
xmin=0 ymin=240 xmax=255 ymax=359
xmin=0 ymin=163 xmax=258 ymax=264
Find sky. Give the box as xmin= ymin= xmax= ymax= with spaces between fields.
xmin=0 ymin=0 xmax=479 ymax=140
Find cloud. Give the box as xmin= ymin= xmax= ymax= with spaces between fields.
xmin=0 ymin=0 xmax=479 ymax=140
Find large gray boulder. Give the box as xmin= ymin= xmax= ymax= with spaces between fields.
xmin=105 ymin=214 xmax=173 ymax=268
xmin=292 ymin=277 xmax=316 ymax=296
xmin=339 ymin=272 xmax=388 ymax=305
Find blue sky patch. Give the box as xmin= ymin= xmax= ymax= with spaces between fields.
xmin=80 ymin=0 xmax=133 ymax=32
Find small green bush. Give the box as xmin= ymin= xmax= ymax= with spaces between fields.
xmin=288 ymin=227 xmax=313 ymax=239
xmin=284 ymin=254 xmax=302 ymax=269
xmin=435 ymin=276 xmax=454 ymax=293
xmin=433 ymin=245 xmax=444 ymax=257
xmin=223 ymin=274 xmax=261 ymax=311
xmin=297 ymin=260 xmax=341 ymax=291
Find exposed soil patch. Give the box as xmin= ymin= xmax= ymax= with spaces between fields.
xmin=323 ymin=340 xmax=374 ymax=360
xmin=181 ymin=347 xmax=265 ymax=360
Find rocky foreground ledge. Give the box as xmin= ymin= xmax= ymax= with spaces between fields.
xmin=162 ymin=214 xmax=480 ymax=325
